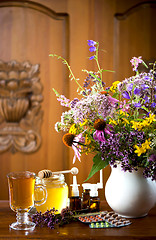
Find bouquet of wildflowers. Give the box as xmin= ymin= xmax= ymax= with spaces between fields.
xmin=50 ymin=40 xmax=156 ymax=181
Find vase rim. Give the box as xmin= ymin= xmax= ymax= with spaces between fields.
xmin=110 ymin=162 xmax=144 ymax=174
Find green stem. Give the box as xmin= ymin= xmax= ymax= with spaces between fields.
xmin=49 ymin=54 xmax=86 ymax=94
xmin=95 ymin=43 xmax=103 ymax=90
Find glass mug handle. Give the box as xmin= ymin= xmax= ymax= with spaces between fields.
xmin=34 ymin=184 xmax=47 ymax=206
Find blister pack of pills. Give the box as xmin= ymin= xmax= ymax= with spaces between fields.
xmin=77 ymin=211 xmax=131 ymax=228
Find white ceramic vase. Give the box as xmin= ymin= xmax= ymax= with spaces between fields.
xmin=105 ymin=164 xmax=156 ymax=218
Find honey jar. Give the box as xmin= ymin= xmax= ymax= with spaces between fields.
xmin=35 ymin=174 xmax=68 ymax=213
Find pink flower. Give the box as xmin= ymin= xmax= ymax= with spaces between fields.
xmin=93 ymin=130 xmax=106 ymax=143
xmin=72 ymin=133 xmax=85 ymax=164
xmin=107 ymin=95 xmax=119 ymax=105
xmin=72 ymin=145 xmax=81 ymax=164
xmin=130 ymin=56 xmax=142 ymax=71
xmin=93 ymin=125 xmax=113 ymax=143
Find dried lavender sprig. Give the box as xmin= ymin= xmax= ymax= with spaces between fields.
xmin=31 ymin=207 xmax=75 ymax=229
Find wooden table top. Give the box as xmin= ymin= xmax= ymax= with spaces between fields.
xmin=0 ymin=200 xmax=156 ymax=240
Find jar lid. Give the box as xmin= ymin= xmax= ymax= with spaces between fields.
xmin=36 ymin=173 xmax=65 ymax=184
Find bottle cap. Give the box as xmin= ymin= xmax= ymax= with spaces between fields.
xmin=82 ymin=183 xmax=92 ymax=190
xmin=90 ymin=184 xmax=98 ymax=197
xmin=70 ymin=175 xmax=80 ymax=197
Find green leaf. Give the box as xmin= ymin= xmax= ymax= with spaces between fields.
xmin=141 ymin=106 xmax=149 ymax=112
xmin=85 ymin=153 xmax=109 ymax=181
xmin=101 ymin=69 xmax=115 ymax=73
xmin=142 ymin=60 xmax=148 ymax=69
xmin=112 ymin=92 xmax=119 ymax=99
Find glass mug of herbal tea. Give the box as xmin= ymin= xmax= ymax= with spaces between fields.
xmin=7 ymin=171 xmax=47 ymax=231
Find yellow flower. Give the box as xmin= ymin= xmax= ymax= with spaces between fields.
xmin=122 ymin=118 xmax=129 ymax=125
xmin=134 ymin=140 xmax=151 ymax=157
xmin=110 ymin=86 xmax=115 ymax=92
xmin=137 ymin=123 xmax=144 ymax=131
xmin=145 ymin=114 xmax=156 ymax=124
xmin=142 ymin=139 xmax=151 ymax=150
xmin=69 ymin=124 xmax=77 ymax=134
xmin=109 ymin=119 xmax=117 ymax=125
xmin=110 ymin=81 xmax=120 ymax=92
xmin=134 ymin=145 xmax=144 ymax=156
xmin=79 ymin=119 xmax=88 ymax=127
xmin=85 ymin=135 xmax=91 ymax=145
xmin=119 ymin=110 xmax=128 ymax=116
xmin=131 ymin=121 xmax=139 ymax=130
xmin=112 ymin=81 xmax=120 ymax=87
xmin=140 ymin=120 xmax=150 ymax=128
xmin=131 ymin=120 xmax=144 ymax=130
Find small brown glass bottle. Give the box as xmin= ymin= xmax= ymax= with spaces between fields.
xmin=69 ymin=175 xmax=81 ymax=211
xmin=69 ymin=196 xmax=81 ymax=211
xmin=89 ymin=184 xmax=100 ymax=212
xmin=82 ymin=183 xmax=91 ymax=209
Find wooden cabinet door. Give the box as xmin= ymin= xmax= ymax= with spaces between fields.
xmin=114 ymin=1 xmax=156 ymax=81
xmin=0 ymin=0 xmax=69 ymax=200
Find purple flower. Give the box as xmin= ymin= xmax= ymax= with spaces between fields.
xmin=70 ymin=98 xmax=79 ymax=108
xmin=144 ymin=76 xmax=151 ymax=80
xmin=151 ymin=102 xmax=156 ymax=108
xmin=57 ymin=95 xmax=70 ymax=107
xmin=143 ymin=95 xmax=149 ymax=103
xmin=89 ymin=56 xmax=95 ymax=60
xmin=144 ymin=154 xmax=156 ymax=181
xmin=134 ymin=87 xmax=140 ymax=95
xmin=146 ymin=112 xmax=150 ymax=117
xmin=88 ymin=40 xmax=97 ymax=53
xmin=88 ymin=40 xmax=96 ymax=46
xmin=89 ymin=46 xmax=96 ymax=52
xmin=122 ymin=91 xmax=131 ymax=99
xmin=71 ymin=93 xmax=117 ymax=124
xmin=127 ymin=83 xmax=133 ymax=91
xmin=141 ymin=84 xmax=149 ymax=90
xmin=99 ymin=128 xmax=146 ymax=174
xmin=134 ymin=102 xmax=141 ymax=108
xmin=148 ymin=154 xmax=156 ymax=162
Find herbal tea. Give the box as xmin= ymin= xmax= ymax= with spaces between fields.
xmin=7 ymin=171 xmax=47 ymax=231
xmin=8 ymin=172 xmax=35 ymax=212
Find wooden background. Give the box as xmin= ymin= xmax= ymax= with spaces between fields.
xmin=0 ymin=0 xmax=156 ymax=200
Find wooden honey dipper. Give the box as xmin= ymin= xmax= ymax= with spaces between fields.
xmin=38 ymin=167 xmax=79 ymax=179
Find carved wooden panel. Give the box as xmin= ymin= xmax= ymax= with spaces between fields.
xmin=0 ymin=0 xmax=70 ymax=200
xmin=0 ymin=60 xmax=43 ymax=153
